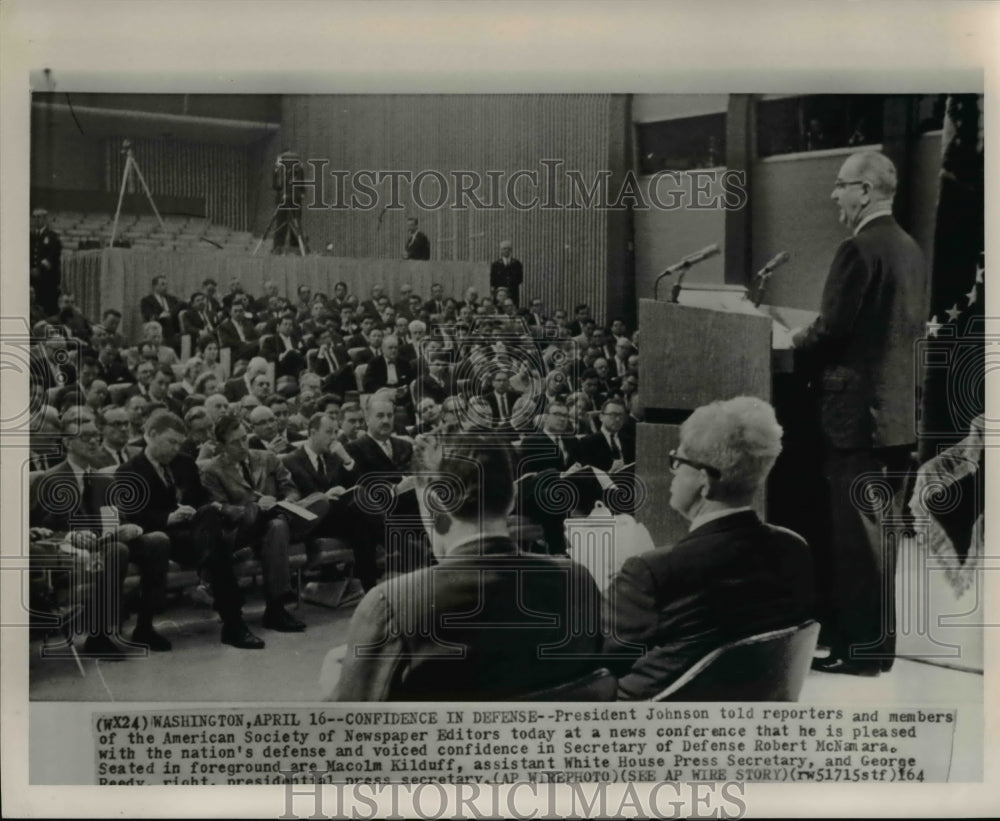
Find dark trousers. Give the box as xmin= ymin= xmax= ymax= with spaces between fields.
xmin=123 ymin=532 xmax=171 ymax=624
xmin=167 ymin=506 xmax=244 ymax=623
xmin=317 ymin=499 xmax=380 ymax=590
xmin=821 ymin=445 xmax=912 ymax=667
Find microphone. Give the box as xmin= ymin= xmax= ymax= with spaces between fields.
xmin=756 ymin=251 xmax=790 ymax=278
xmin=753 ymin=251 xmax=790 ymax=306
xmin=654 ymin=244 xmax=721 ymax=301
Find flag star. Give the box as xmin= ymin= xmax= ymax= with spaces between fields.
xmin=927 ymin=317 xmax=943 ymax=337
xmin=975 ymin=265 xmax=984 ymax=284
xmin=966 ymin=285 xmax=978 ymax=305
xmin=945 ymin=304 xmax=962 ymax=322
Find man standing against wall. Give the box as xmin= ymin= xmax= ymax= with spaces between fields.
xmin=403 ymin=217 xmax=430 ymax=260
xmin=489 ymin=240 xmax=524 ymax=306
xmin=793 ymin=151 xmax=928 ymax=677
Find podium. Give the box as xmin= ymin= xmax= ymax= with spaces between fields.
xmin=636 ymin=297 xmax=773 ymax=546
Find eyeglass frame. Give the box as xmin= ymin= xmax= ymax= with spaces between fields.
xmin=832 ymin=179 xmax=868 ymax=190
xmin=668 ymin=449 xmax=721 ymax=479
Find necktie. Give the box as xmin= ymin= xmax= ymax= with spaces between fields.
xmin=236 ymin=322 xmax=246 ymax=342
xmin=159 ymin=295 xmax=168 ymax=312
xmin=240 ymin=461 xmax=253 ymax=487
xmin=382 ymin=440 xmax=394 ymax=461
xmin=316 ymin=453 xmax=327 ymax=478
xmin=116 ymin=449 xmax=125 ymax=465
xmin=499 ymin=393 xmax=508 ymax=418
xmin=610 ymin=435 xmax=622 ymax=461
xmin=81 ymin=470 xmax=96 ymax=516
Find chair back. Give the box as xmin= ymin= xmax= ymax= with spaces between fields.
xmin=652 ymin=620 xmax=820 ymax=702
xmin=516 ymin=667 xmax=617 ymax=701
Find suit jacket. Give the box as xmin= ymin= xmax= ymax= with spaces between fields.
xmin=216 ymin=318 xmax=260 ymax=360
xmin=330 ymin=537 xmax=603 ymax=700
xmin=346 ymin=434 xmax=413 ymax=483
xmin=423 ymin=298 xmax=446 ymax=317
xmin=200 ymin=449 xmax=300 ymax=505
xmin=282 ymin=445 xmax=359 ymax=496
xmin=260 ymin=332 xmax=305 ymax=377
xmin=115 ymin=451 xmax=211 ymax=534
xmin=516 ymin=432 xmax=578 ymax=476
xmin=179 ymin=307 xmax=216 ymax=338
xmin=489 ymin=257 xmax=524 ymax=302
xmin=575 ymin=429 xmax=635 ymax=471
xmin=140 ymin=293 xmax=182 ymax=338
xmin=484 ymin=390 xmax=522 ymax=428
xmin=30 ymin=460 xmax=113 ymax=532
xmin=96 ymin=355 xmax=132 ymax=385
xmin=604 ymin=510 xmax=816 ymax=699
xmin=90 ymin=443 xmax=140 ymax=470
xmin=362 ymin=356 xmax=413 ymax=393
xmin=404 ymin=230 xmax=430 ymax=261
xmin=309 ymin=345 xmax=355 ymax=395
xmin=413 ymin=373 xmax=450 ymax=405
xmin=796 ymin=215 xmax=928 ymax=448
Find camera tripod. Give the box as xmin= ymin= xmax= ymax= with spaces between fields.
xmin=253 ymin=203 xmax=307 ymax=257
xmin=109 ymin=140 xmax=165 ymax=248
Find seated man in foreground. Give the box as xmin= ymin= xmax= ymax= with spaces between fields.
xmin=603 ymin=396 xmax=816 ymax=700
xmin=325 ymin=434 xmax=604 ymax=701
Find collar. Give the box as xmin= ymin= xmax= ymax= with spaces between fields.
xmin=65 ymin=456 xmax=88 ymax=476
xmin=689 ymin=505 xmax=753 ymax=533
xmin=304 ymin=442 xmax=321 ymax=466
xmin=440 ymin=535 xmax=517 ymax=558
xmin=853 ymin=206 xmax=893 ymax=236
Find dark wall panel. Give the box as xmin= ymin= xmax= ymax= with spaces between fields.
xmin=275 ymin=94 xmax=625 ymax=319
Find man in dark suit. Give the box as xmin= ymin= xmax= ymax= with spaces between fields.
xmin=30 ymin=207 xmax=62 ymax=315
xmin=327 ymin=435 xmax=603 ymax=700
xmin=346 ymin=397 xmax=423 ymax=572
xmin=603 ymin=397 xmax=816 ymax=700
xmin=489 ymin=240 xmax=524 ymax=306
xmin=412 ymin=354 xmax=451 ymax=406
xmin=200 ymin=416 xmax=325 ymax=633
xmin=402 ymin=217 xmax=430 ymax=260
xmin=178 ymin=292 xmax=217 ymax=339
xmin=422 ymin=282 xmax=447 ymax=318
xmin=309 ymin=328 xmax=355 ymax=396
xmin=362 ymin=335 xmax=413 ymax=396
xmin=260 ymin=313 xmax=306 ymax=379
xmin=116 ymin=410 xmax=265 ymax=649
xmin=217 ymin=301 xmax=260 ymax=362
xmin=223 ymin=357 xmax=269 ymax=403
xmin=91 ymin=406 xmax=140 ymax=469
xmin=95 ymin=338 xmax=132 ymax=385
xmin=29 ymin=327 xmax=78 ymax=394
xmin=283 ymin=413 xmax=379 ymax=591
xmin=30 ymin=415 xmax=172 ymax=656
xmin=793 ymin=151 xmax=928 ymax=677
xmin=483 ymin=369 xmax=521 ymax=431
xmin=139 ymin=276 xmax=182 ymax=347
xmin=516 ymin=401 xmax=580 ymax=552
xmin=575 ymin=397 xmax=634 ymax=472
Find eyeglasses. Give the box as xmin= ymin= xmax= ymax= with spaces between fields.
xmin=74 ymin=433 xmax=101 ymax=443
xmin=833 ymin=179 xmax=868 ymax=190
xmin=105 ymin=420 xmax=130 ymax=428
xmin=669 ymin=449 xmax=721 ymax=478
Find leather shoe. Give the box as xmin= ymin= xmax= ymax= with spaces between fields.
xmin=221 ymin=622 xmax=266 ymax=649
xmin=131 ymin=627 xmax=172 ymax=652
xmin=262 ymin=606 xmax=306 ymax=632
xmin=811 ymin=656 xmax=880 ymax=676
xmin=83 ymin=634 xmax=127 ymax=660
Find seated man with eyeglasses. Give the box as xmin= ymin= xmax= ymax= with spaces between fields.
xmin=602 ymin=396 xmax=816 ymax=700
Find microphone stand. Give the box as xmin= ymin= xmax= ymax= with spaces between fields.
xmin=752 ymin=271 xmax=772 ymax=308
